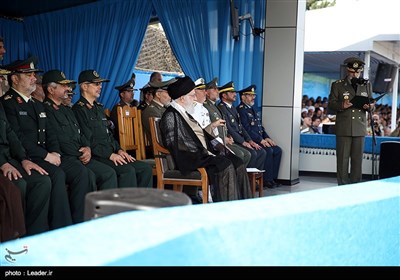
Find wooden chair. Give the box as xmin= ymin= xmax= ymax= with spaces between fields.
xmin=104 ymin=108 xmax=111 ymax=118
xmin=137 ymin=109 xmax=156 ymax=176
xmin=149 ymin=117 xmax=209 ymax=203
xmin=117 ymin=105 xmax=143 ymax=160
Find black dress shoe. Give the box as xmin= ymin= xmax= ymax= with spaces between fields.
xmin=272 ymin=180 xmax=281 ymax=188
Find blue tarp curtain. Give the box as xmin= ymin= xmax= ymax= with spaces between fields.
xmin=23 ymin=0 xmax=153 ymax=106
xmin=1 ymin=0 xmax=265 ymax=110
xmin=0 ymin=18 xmax=28 ymax=63
xmin=153 ymin=0 xmax=265 ymax=108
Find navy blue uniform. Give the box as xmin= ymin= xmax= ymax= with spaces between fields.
xmin=218 ymin=101 xmax=266 ymax=171
xmin=237 ymin=102 xmax=282 ymax=183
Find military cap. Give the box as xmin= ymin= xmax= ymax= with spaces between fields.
xmin=218 ymin=81 xmax=235 ymax=94
xmin=0 ymin=68 xmax=11 ymax=75
xmin=149 ymin=77 xmax=177 ymax=90
xmin=42 ymin=69 xmax=76 ymax=85
xmin=140 ymin=84 xmax=154 ymax=93
xmin=344 ymin=57 xmax=365 ymax=72
xmin=194 ymin=78 xmax=206 ymax=90
xmin=167 ymin=76 xmax=195 ymax=100
xmin=5 ymin=56 xmax=43 ymax=73
xmin=78 ymin=69 xmax=110 ymax=84
xmin=115 ymin=79 xmax=137 ymax=92
xmin=237 ymin=85 xmax=256 ymax=96
xmin=205 ymin=77 xmax=218 ymax=90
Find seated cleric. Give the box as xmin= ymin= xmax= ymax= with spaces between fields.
xmin=160 ymin=76 xmax=252 ymax=202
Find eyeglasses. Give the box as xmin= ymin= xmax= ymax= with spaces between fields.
xmin=85 ymin=82 xmax=101 ymax=86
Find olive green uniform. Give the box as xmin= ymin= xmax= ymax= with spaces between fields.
xmin=203 ymin=99 xmax=251 ymax=167
xmin=43 ymin=98 xmax=118 ymax=193
xmin=72 ymin=96 xmax=153 ymax=188
xmin=328 ymin=77 xmax=372 ymax=185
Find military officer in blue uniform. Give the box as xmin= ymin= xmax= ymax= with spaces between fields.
xmin=72 ymin=70 xmax=153 ymax=189
xmin=218 ymin=82 xmax=268 ymax=186
xmin=237 ymin=85 xmax=282 ymax=188
xmin=328 ymin=57 xmax=374 ymax=185
xmin=2 ymin=57 xmax=73 ymax=229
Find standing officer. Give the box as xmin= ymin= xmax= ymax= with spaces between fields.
xmin=203 ymin=78 xmax=251 ymax=167
xmin=237 ymin=85 xmax=282 ymax=188
xmin=72 ymin=70 xmax=153 ymax=189
xmin=328 ymin=57 xmax=374 ymax=185
xmin=1 ymin=57 xmax=72 ymax=229
xmin=42 ymin=69 xmax=118 ymax=194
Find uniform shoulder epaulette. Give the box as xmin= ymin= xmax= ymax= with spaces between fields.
xmin=3 ymin=94 xmax=13 ymax=101
xmin=77 ymin=101 xmax=85 ymax=107
xmin=44 ymin=101 xmax=51 ymax=106
xmin=95 ymin=101 xmax=104 ymax=107
xmin=335 ymin=79 xmax=344 ymax=83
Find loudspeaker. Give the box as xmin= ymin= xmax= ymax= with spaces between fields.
xmin=84 ymin=188 xmax=192 ymax=221
xmin=379 ymin=141 xmax=400 ymax=179
xmin=373 ymin=63 xmax=396 ymax=93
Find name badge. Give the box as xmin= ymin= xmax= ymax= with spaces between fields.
xmin=39 ymin=112 xmax=47 ymax=118
xmin=19 ymin=111 xmax=28 ymax=116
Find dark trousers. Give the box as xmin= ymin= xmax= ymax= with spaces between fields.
xmin=85 ymin=159 xmax=118 ymax=190
xmin=262 ymin=145 xmax=282 ymax=182
xmin=10 ymin=158 xmax=51 ymax=236
xmin=94 ymin=157 xmax=153 ymax=188
xmin=60 ymin=157 xmax=94 ymax=223
xmin=336 ymin=136 xmax=364 ymax=185
xmin=33 ymin=159 xmax=72 ymax=229
xmin=243 ymin=146 xmax=266 ymax=170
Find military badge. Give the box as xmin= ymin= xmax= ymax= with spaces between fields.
xmin=39 ymin=112 xmax=47 ymax=118
xmin=17 ymin=97 xmax=23 ymax=104
xmin=361 ymin=92 xmax=368 ymax=97
xmin=4 ymin=95 xmax=12 ymax=100
xmin=344 ymin=96 xmax=349 ymax=100
xmin=251 ymin=122 xmax=255 ymax=126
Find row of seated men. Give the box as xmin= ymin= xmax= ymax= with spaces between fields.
xmin=109 ymin=73 xmax=283 ymax=195
xmin=0 ymin=56 xmax=281 ymax=240
xmin=0 ymin=56 xmax=154 ymax=240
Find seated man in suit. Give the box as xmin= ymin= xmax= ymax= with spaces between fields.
xmin=160 ymin=76 xmax=251 ymax=202
xmin=237 ymin=85 xmax=282 ymax=188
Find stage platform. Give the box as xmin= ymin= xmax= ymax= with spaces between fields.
xmin=1 ymin=177 xmax=399 ymax=266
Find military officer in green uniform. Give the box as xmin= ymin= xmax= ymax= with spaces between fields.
xmin=42 ymin=69 xmax=118 ymax=195
xmin=1 ymin=57 xmax=73 ymax=229
xmin=203 ymin=78 xmax=251 ymax=167
xmin=110 ymin=79 xmax=138 ymax=142
xmin=141 ymin=78 xmax=176 ymax=142
xmin=328 ymin=57 xmax=375 ymax=185
xmin=72 ymin=70 xmax=153 ymax=189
